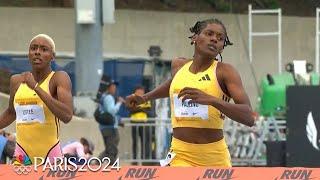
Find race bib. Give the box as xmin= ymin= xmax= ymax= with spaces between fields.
xmin=160 ymin=151 xmax=176 ymax=167
xmin=173 ymin=94 xmax=208 ymax=120
xmin=15 ymin=104 xmax=45 ymax=124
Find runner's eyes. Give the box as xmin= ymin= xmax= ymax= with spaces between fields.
xmin=30 ymin=46 xmax=50 ymax=52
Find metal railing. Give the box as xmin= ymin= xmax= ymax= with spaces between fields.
xmin=119 ymin=118 xmax=171 ymax=165
xmin=225 ymin=116 xmax=286 ymax=166
xmin=119 ymin=117 xmax=287 ymax=166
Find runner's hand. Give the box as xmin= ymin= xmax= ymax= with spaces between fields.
xmin=178 ymin=87 xmax=215 ymax=105
xmin=22 ymin=72 xmax=37 ymax=90
xmin=125 ymin=94 xmax=146 ymax=109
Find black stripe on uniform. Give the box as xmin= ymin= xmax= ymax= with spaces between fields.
xmin=44 ymin=141 xmax=61 ymax=164
xmin=55 ymin=117 xmax=59 ymax=139
xmin=16 ymin=142 xmax=32 ymax=165
xmin=205 ymin=74 xmax=211 ymax=80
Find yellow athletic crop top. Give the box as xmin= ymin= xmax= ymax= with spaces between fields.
xmin=169 ymin=60 xmax=230 ymax=129
xmin=13 ymin=71 xmax=62 ymax=164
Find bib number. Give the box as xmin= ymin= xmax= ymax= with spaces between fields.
xmin=15 ymin=104 xmax=45 ymax=124
xmin=173 ymin=94 xmax=208 ymax=120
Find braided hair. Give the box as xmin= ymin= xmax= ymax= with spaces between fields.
xmin=189 ymin=18 xmax=233 ymax=61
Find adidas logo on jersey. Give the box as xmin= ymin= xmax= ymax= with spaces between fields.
xmin=199 ymin=74 xmax=211 ymax=81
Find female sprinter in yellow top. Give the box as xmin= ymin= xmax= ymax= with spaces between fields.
xmin=126 ymin=19 xmax=255 ymax=167
xmin=0 ymin=34 xmax=73 ymax=165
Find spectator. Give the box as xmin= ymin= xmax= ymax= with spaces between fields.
xmin=129 ymin=86 xmax=152 ymax=165
xmin=0 ymin=129 xmax=15 ymax=164
xmin=62 ymin=137 xmax=94 ymax=164
xmin=96 ymin=77 xmax=124 ymax=164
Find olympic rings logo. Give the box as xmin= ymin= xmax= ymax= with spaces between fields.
xmin=13 ymin=165 xmax=32 ymax=175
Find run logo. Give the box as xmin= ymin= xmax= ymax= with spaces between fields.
xmin=119 ymin=168 xmax=158 ymax=180
xmin=39 ymin=169 xmax=80 ymax=180
xmin=197 ymin=169 xmax=234 ymax=179
xmin=275 ymin=169 xmax=312 ymax=180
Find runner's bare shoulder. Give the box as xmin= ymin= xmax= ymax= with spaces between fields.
xmin=52 ymin=71 xmax=71 ymax=81
xmin=51 ymin=71 xmax=72 ymax=89
xmin=10 ymin=74 xmax=24 ymax=90
xmin=216 ymin=61 xmax=239 ymax=80
xmin=171 ymin=57 xmax=191 ymax=76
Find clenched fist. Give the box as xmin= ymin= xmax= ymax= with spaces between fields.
xmin=21 ymin=72 xmax=37 ymax=90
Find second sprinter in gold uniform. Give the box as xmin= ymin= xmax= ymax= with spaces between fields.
xmin=126 ymin=19 xmax=255 ymax=167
